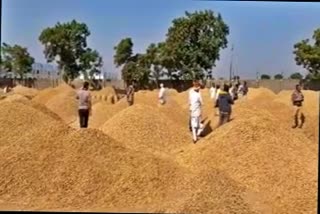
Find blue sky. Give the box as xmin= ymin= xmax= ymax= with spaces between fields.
xmin=2 ymin=0 xmax=320 ymax=79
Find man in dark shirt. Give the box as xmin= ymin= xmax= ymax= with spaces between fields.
xmin=215 ymin=84 xmax=234 ymax=126
xmin=291 ymin=84 xmax=305 ymax=128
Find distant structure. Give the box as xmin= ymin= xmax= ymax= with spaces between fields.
xmin=31 ymin=63 xmax=58 ymax=79
xmin=0 ymin=62 xmax=58 ymax=79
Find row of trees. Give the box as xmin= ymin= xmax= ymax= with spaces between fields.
xmin=1 ymin=20 xmax=103 ymax=86
xmin=1 ymin=9 xmax=319 ymax=87
xmin=260 ymin=72 xmax=303 ymax=80
xmin=114 ymin=10 xmax=230 ymax=87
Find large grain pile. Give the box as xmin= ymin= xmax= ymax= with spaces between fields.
xmin=0 ymin=85 xmax=318 ymax=213
xmin=177 ymin=101 xmax=318 ymax=214
xmin=101 ymin=104 xmax=191 ymax=155
xmin=92 ymin=87 xmax=118 ymax=104
xmin=0 ymin=102 xmax=186 ymax=211
xmin=12 ymin=85 xmax=39 ymax=99
xmin=33 ymin=84 xmax=78 ymax=124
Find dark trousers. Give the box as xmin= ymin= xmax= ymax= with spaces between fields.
xmin=78 ymin=109 xmax=89 ymax=128
xmin=219 ymin=112 xmax=230 ymax=126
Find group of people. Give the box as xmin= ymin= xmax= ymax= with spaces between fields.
xmin=75 ymin=80 xmax=305 ymax=142
xmin=188 ymin=80 xmax=249 ymax=143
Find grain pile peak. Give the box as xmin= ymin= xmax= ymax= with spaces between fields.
xmin=247 ymin=87 xmax=276 ymax=101
xmin=12 ymin=85 xmax=39 ymax=99
xmin=177 ymin=102 xmax=318 ymax=214
xmin=40 ymin=84 xmax=78 ymax=124
xmin=101 ymin=104 xmax=191 ymax=155
xmin=0 ymin=121 xmax=186 ymax=212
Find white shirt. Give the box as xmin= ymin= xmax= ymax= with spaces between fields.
xmin=158 ymin=87 xmax=166 ymax=100
xmin=210 ymin=87 xmax=216 ymax=99
xmin=189 ymin=89 xmax=203 ymax=117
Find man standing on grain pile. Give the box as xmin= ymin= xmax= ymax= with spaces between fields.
xmin=215 ymin=84 xmax=234 ymax=126
xmin=126 ymin=81 xmax=135 ymax=106
xmin=76 ymin=81 xmax=92 ymax=128
xmin=291 ymin=84 xmax=305 ymax=129
xmin=189 ymin=81 xmax=204 ymax=143
xmin=158 ymin=83 xmax=166 ymax=105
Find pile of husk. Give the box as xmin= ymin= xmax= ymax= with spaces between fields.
xmin=32 ymin=83 xmax=78 ymax=124
xmin=12 ymin=85 xmax=39 ymax=99
xmin=101 ymin=104 xmax=191 ymax=155
xmin=91 ymin=87 xmax=118 ymax=104
xmin=0 ymin=86 xmax=318 ymax=213
xmin=176 ymin=101 xmax=318 ymax=214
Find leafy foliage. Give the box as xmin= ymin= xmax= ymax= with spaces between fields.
xmin=1 ymin=43 xmax=35 ymax=78
xmin=293 ymin=28 xmax=320 ymax=75
xmin=114 ymin=38 xmax=150 ymax=87
xmin=274 ymin=74 xmax=284 ymax=80
xmin=261 ymin=74 xmax=271 ymax=80
xmin=164 ymin=10 xmax=229 ymax=80
xmin=289 ymin=72 xmax=303 ymax=80
xmin=39 ymin=20 xmax=102 ymax=83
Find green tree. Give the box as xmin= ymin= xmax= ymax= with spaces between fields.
xmin=1 ymin=43 xmax=35 ymax=78
xmin=80 ymin=48 xmax=103 ymax=80
xmin=39 ymin=20 xmax=100 ymax=83
xmin=261 ymin=74 xmax=271 ymax=80
xmin=164 ymin=10 xmax=229 ymax=80
xmin=274 ymin=74 xmax=284 ymax=80
xmin=293 ymin=28 xmax=320 ymax=76
xmin=114 ymin=38 xmax=151 ymax=87
xmin=290 ymin=72 xmax=303 ymax=80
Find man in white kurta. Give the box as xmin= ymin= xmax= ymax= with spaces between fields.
xmin=158 ymin=83 xmax=166 ymax=105
xmin=189 ymin=83 xmax=204 ymax=143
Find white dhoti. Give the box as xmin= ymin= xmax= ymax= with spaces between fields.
xmin=190 ymin=115 xmax=204 ymax=141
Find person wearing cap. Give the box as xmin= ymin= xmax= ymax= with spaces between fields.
xmin=291 ymin=84 xmax=305 ymax=128
xmin=189 ymin=81 xmax=204 ymax=143
xmin=215 ymin=84 xmax=234 ymax=126
xmin=76 ymin=81 xmax=92 ymax=128
xmin=158 ymin=83 xmax=166 ymax=105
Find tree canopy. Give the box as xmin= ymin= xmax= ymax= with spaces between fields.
xmin=289 ymin=72 xmax=303 ymax=80
xmin=261 ymin=74 xmax=271 ymax=80
xmin=114 ymin=38 xmax=150 ymax=87
xmin=164 ymin=10 xmax=229 ymax=80
xmin=293 ymin=28 xmax=320 ymax=76
xmin=274 ymin=74 xmax=284 ymax=80
xmin=0 ymin=43 xmax=35 ymax=78
xmin=39 ymin=20 xmax=102 ymax=83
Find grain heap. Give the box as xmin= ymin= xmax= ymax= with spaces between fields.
xmin=2 ymin=93 xmax=29 ymax=102
xmin=101 ymin=104 xmax=191 ymax=155
xmin=42 ymin=84 xmax=78 ymax=124
xmin=247 ymin=87 xmax=276 ymax=101
xmin=177 ymin=101 xmax=318 ymax=214
xmin=0 ymin=103 xmax=186 ymax=212
xmin=70 ymin=101 xmax=127 ymax=129
xmin=92 ymin=87 xmax=118 ymax=104
xmin=12 ymin=85 xmax=39 ymax=99
xmin=33 ymin=83 xmax=73 ymax=105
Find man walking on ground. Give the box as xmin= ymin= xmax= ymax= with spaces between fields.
xmin=189 ymin=81 xmax=204 ymax=143
xmin=76 ymin=81 xmax=92 ymax=128
xmin=126 ymin=81 xmax=135 ymax=106
xmin=238 ymin=81 xmax=249 ymax=99
xmin=158 ymin=83 xmax=166 ymax=105
xmin=291 ymin=84 xmax=305 ymax=128
xmin=215 ymin=84 xmax=234 ymax=126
